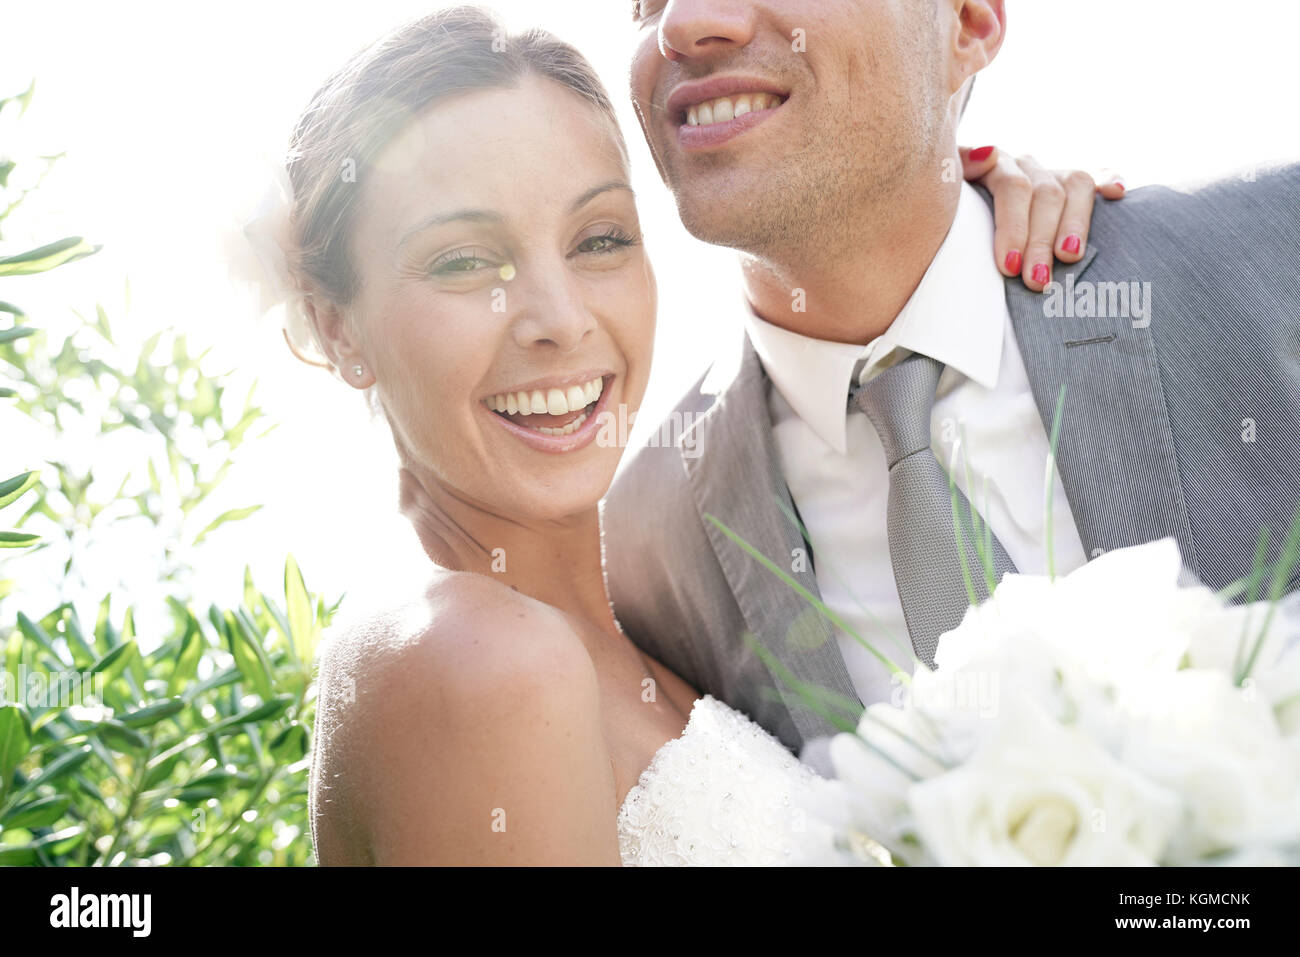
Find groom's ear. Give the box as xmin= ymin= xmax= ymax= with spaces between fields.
xmin=946 ymin=0 xmax=1006 ymax=99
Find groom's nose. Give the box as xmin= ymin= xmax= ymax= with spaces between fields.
xmin=658 ymin=0 xmax=757 ymax=61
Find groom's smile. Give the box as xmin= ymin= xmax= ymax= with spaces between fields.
xmin=666 ymin=75 xmax=788 ymax=151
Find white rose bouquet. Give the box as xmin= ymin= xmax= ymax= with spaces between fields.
xmin=799 ymin=536 xmax=1300 ymax=867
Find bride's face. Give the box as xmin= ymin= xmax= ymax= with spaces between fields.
xmin=345 ymin=75 xmax=656 ymax=522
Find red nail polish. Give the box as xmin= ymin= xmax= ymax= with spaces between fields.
xmin=969 ymin=146 xmax=995 ymax=162
xmin=1062 ymin=234 xmax=1081 ymax=255
xmin=1004 ymin=250 xmax=1022 ymax=274
xmin=1032 ymin=263 xmax=1050 ymax=285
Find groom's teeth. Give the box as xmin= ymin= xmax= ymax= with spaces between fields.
xmin=685 ymin=93 xmax=782 ymax=127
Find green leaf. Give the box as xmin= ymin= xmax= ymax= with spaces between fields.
xmin=0 ymin=704 xmax=33 ymax=789
xmin=284 ymin=554 xmax=316 ymax=663
xmin=0 ymin=471 xmax=39 ymax=509
xmin=0 ymin=531 xmax=39 ymax=548
xmin=226 ymin=611 xmax=273 ymax=701
xmin=269 ymin=722 xmax=309 ymax=763
xmin=118 ymin=697 xmax=185 ymax=729
xmin=90 ymin=639 xmax=138 ymax=683
xmin=2 ymin=794 xmax=69 ymax=829
xmin=208 ymin=695 xmax=293 ymax=736
xmin=0 ymin=326 xmax=36 ymax=345
xmin=0 ymin=301 xmax=26 ymax=318
xmin=15 ymin=612 xmax=63 ymax=662
xmin=193 ymin=504 xmax=262 ymax=546
xmin=0 ymin=236 xmax=99 ymax=276
xmin=18 ymin=744 xmax=91 ymax=798
xmin=93 ymin=719 xmax=148 ymax=753
xmin=167 ymin=618 xmax=203 ymax=696
xmin=0 ymin=845 xmax=36 ymax=866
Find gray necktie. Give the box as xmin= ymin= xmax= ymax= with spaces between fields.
xmin=851 ymin=351 xmax=1017 ymax=667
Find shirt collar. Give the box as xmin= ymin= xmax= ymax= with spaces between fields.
xmin=743 ymin=182 xmax=1007 ymax=454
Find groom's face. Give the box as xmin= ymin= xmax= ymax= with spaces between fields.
xmin=630 ymin=0 xmax=952 ymax=259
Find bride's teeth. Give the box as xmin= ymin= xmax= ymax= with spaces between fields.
xmin=535 ymin=411 xmax=589 ymax=437
xmin=488 ymin=376 xmax=605 ymax=431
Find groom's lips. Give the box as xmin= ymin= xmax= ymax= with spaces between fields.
xmin=666 ymin=75 xmax=789 ymax=152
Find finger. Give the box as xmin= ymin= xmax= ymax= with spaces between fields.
xmin=959 ymin=144 xmax=998 ymax=182
xmin=1021 ymin=174 xmax=1067 ymax=292
xmin=980 ymin=154 xmax=1033 ymax=278
xmin=1096 ymin=171 xmax=1127 ymax=201
xmin=1052 ymin=170 xmax=1096 ymax=264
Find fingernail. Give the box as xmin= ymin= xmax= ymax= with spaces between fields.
xmin=969 ymin=145 xmax=995 ymax=162
xmin=1114 ymin=179 xmax=1126 ymax=192
xmin=1004 ymin=249 xmax=1023 ymax=274
xmin=1032 ymin=263 xmax=1050 ymax=285
xmin=1061 ymin=234 xmax=1081 ymax=255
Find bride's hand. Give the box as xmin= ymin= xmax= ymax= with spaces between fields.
xmin=961 ymin=146 xmax=1127 ymax=293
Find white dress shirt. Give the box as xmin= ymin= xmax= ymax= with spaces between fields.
xmin=745 ymin=183 xmax=1089 ymax=706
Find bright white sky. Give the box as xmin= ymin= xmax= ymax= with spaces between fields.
xmin=2 ymin=1 xmax=1298 ymax=626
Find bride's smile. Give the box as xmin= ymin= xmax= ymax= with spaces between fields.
xmin=479 ymin=370 xmax=614 ymax=451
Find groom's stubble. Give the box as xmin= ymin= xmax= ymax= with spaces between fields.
xmin=630 ymin=0 xmax=954 ymax=273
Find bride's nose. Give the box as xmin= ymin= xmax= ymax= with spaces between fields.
xmin=509 ymin=270 xmax=598 ymax=353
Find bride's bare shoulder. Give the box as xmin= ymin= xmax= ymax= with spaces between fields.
xmin=317 ymin=570 xmax=592 ymax=695
xmin=311 ymin=571 xmax=613 ymax=864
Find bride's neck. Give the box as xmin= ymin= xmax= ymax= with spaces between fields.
xmin=398 ymin=466 xmax=616 ymax=632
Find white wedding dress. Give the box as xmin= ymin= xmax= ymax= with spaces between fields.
xmin=616 ymin=694 xmax=832 ymax=866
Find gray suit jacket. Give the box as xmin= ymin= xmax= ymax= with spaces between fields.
xmin=601 ymin=163 xmax=1300 ymax=754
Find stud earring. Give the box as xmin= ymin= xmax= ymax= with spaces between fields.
xmin=352 ymin=364 xmax=364 ymax=379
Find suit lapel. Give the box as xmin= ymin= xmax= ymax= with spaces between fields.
xmin=683 ymin=336 xmax=861 ymax=743
xmin=1000 ymin=234 xmax=1195 ymax=563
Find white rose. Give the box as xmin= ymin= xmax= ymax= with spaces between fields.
xmin=1116 ymin=668 xmax=1300 ymax=862
xmin=906 ymin=699 xmax=1180 ymax=866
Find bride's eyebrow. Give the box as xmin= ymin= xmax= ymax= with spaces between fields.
xmin=398 ymin=208 xmax=505 ymax=249
xmin=569 ymin=181 xmax=635 ymax=212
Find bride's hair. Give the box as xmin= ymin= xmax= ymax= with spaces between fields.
xmin=283 ymin=5 xmax=625 ymax=358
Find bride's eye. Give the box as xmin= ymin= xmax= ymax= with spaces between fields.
xmin=573 ymin=228 xmax=641 ymax=257
xmin=429 ymin=247 xmax=498 ymax=276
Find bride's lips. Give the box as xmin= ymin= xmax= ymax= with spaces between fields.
xmin=666 ymin=75 xmax=789 ymax=152
xmin=480 ymin=372 xmax=615 ymax=455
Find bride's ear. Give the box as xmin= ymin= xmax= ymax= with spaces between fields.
xmin=303 ymin=294 xmax=371 ymax=387
xmin=947 ymin=0 xmax=1006 ymax=98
